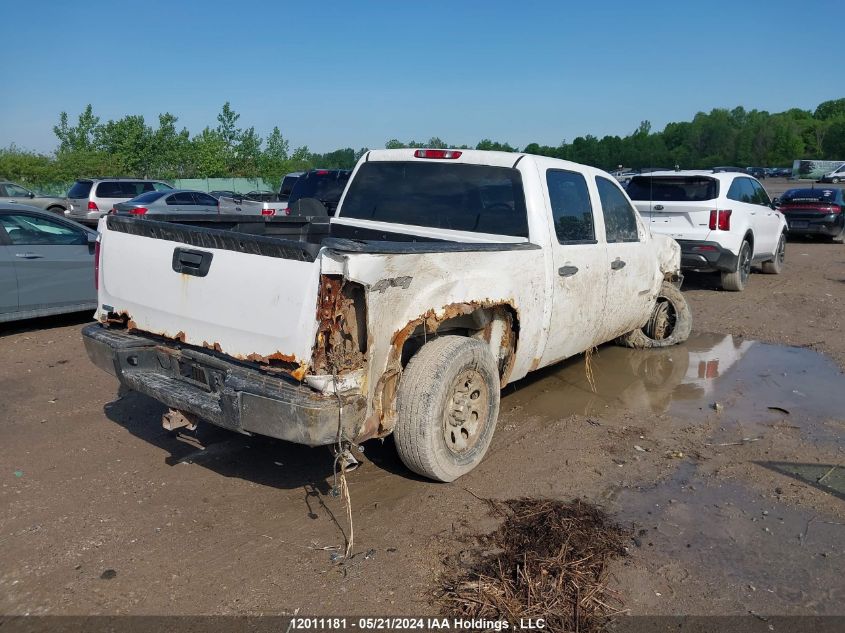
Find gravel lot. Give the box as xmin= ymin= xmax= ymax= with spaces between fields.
xmin=1 ymin=178 xmax=843 ymax=618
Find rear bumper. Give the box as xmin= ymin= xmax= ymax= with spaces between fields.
xmin=67 ymin=211 xmax=105 ymax=226
xmin=675 ymin=240 xmax=738 ymax=272
xmin=785 ymin=214 xmax=844 ymax=237
xmin=82 ymin=324 xmax=365 ymax=446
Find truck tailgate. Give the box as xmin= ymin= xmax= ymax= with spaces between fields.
xmin=97 ymin=217 xmax=322 ymax=369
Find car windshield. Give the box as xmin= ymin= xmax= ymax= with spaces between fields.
xmin=626 ymin=176 xmax=719 ymax=201
xmin=339 ymin=161 xmax=529 ymax=237
xmin=780 ymin=189 xmax=838 ymax=203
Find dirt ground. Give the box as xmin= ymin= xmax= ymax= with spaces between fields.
xmin=1 ymin=179 xmax=844 ymax=619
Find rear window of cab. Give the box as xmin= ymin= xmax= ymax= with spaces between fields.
xmin=340 ymin=161 xmax=529 ymax=237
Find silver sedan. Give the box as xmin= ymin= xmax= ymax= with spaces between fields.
xmin=112 ymin=189 xmax=220 ymax=217
xmin=1 ymin=204 xmax=97 ymax=323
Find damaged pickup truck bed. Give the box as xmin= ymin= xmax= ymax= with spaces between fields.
xmin=83 ymin=149 xmax=691 ymax=481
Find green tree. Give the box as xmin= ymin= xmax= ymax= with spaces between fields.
xmin=191 ymin=127 xmax=227 ymax=177
xmin=53 ymin=104 xmax=100 ymax=154
xmin=814 ymin=98 xmax=845 ymax=121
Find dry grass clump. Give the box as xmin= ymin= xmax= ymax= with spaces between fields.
xmin=438 ymin=498 xmax=628 ymax=632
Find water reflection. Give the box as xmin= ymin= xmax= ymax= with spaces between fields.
xmin=504 ymin=333 xmax=845 ymax=442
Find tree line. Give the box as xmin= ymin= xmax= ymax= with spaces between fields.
xmin=1 ymin=98 xmax=844 ymax=192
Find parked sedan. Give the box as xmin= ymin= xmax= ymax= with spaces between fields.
xmin=111 ymin=190 xmax=220 ymax=217
xmin=0 ymin=204 xmax=97 ymax=323
xmin=0 ymin=181 xmax=68 ymax=215
xmin=777 ymin=188 xmax=845 ymax=243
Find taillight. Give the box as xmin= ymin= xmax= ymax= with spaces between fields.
xmin=88 ymin=201 xmax=99 ymax=211
xmin=414 ymin=149 xmax=462 ymax=159
xmin=316 ymin=170 xmax=330 ymax=175
xmin=709 ymin=209 xmax=731 ymax=231
xmin=129 ymin=207 xmax=148 ymax=215
xmin=94 ymin=239 xmax=101 ymax=291
xmin=261 ymin=209 xmax=276 ymax=216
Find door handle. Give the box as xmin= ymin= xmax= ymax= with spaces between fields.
xmin=610 ymin=259 xmax=626 ymax=270
xmin=558 ymin=265 xmax=579 ymax=277
xmin=15 ymin=252 xmax=43 ymax=259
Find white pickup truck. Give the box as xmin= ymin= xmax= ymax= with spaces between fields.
xmin=83 ymin=149 xmax=691 ymax=481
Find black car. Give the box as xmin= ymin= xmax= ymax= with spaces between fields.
xmin=287 ymin=169 xmax=352 ymax=216
xmin=745 ymin=167 xmax=766 ymax=179
xmin=777 ymin=188 xmax=845 ymax=242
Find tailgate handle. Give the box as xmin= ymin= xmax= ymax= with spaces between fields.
xmin=172 ymin=248 xmax=213 ymax=277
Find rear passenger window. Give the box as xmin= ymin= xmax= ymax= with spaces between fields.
xmin=749 ymin=180 xmax=771 ymax=206
xmin=168 ymin=192 xmax=195 ymax=204
xmin=727 ymin=178 xmax=755 ymax=203
xmin=595 ymin=176 xmax=640 ymax=242
xmin=546 ymin=170 xmax=595 ymax=243
xmin=194 ymin=193 xmax=218 ymax=206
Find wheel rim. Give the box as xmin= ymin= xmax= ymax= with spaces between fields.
xmin=443 ymin=369 xmax=489 ymax=455
xmin=645 ymin=296 xmax=677 ymax=341
xmin=776 ymin=236 xmax=785 ymax=266
xmin=740 ymin=244 xmax=751 ymax=283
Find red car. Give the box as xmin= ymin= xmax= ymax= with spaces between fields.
xmin=777 ymin=188 xmax=845 ymax=243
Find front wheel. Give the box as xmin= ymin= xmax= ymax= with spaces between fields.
xmin=616 ymin=282 xmax=692 ymax=349
xmin=394 ymin=336 xmax=500 ymax=482
xmin=832 ymin=177 xmax=841 ymax=184
xmin=721 ymin=240 xmax=752 ymax=291
xmin=761 ymin=234 xmax=786 ymax=274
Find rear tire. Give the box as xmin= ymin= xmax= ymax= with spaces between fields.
xmin=761 ymin=234 xmax=786 ymax=274
xmin=394 ymin=336 xmax=500 ymax=482
xmin=721 ymin=240 xmax=752 ymax=291
xmin=47 ymin=206 xmax=66 ymax=215
xmin=616 ymin=282 xmax=692 ymax=349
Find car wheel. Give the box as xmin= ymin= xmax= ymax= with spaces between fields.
xmin=616 ymin=282 xmax=692 ymax=349
xmin=832 ymin=177 xmax=841 ymax=184
xmin=762 ymin=233 xmax=786 ymax=274
xmin=47 ymin=206 xmax=66 ymax=215
xmin=721 ymin=240 xmax=752 ymax=291
xmin=394 ymin=335 xmax=500 ymax=482
xmin=832 ymin=227 xmax=845 ymax=244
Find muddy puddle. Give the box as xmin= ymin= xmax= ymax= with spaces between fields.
xmin=504 ymin=332 xmax=845 ymax=447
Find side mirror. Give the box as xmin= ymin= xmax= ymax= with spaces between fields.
xmin=28 ymin=192 xmax=35 ymax=198
xmin=87 ymin=232 xmax=97 ymax=244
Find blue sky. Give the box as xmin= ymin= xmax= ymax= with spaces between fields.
xmin=1 ymin=0 xmax=841 ymax=154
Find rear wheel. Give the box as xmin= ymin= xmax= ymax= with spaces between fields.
xmin=761 ymin=234 xmax=786 ymax=274
xmin=47 ymin=206 xmax=66 ymax=215
xmin=394 ymin=336 xmax=500 ymax=482
xmin=721 ymin=240 xmax=752 ymax=291
xmin=616 ymin=282 xmax=692 ymax=349
xmin=832 ymin=177 xmax=841 ymax=184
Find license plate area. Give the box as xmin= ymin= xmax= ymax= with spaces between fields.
xmin=790 ymin=221 xmax=808 ymax=229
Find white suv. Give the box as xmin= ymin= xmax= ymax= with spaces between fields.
xmin=626 ymin=170 xmax=787 ymax=291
